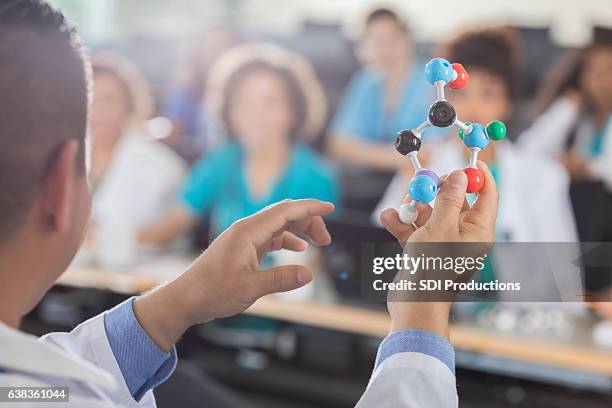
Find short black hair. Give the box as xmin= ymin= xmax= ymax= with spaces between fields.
xmin=365 ymin=7 xmax=409 ymax=33
xmin=0 ymin=0 xmax=90 ymax=241
xmin=443 ymin=27 xmax=521 ymax=101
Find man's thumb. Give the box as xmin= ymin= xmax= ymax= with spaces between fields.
xmin=430 ymin=170 xmax=467 ymax=229
xmin=255 ymin=265 xmax=313 ymax=297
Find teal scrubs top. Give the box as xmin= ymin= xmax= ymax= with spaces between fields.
xmin=331 ymin=62 xmax=437 ymax=143
xmin=180 ymin=142 xmax=340 ymax=235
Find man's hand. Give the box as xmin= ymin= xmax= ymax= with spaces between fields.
xmin=379 ymin=161 xmax=499 ymax=339
xmin=133 ymin=199 xmax=334 ymax=351
xmin=381 ymin=161 xmax=498 ymax=244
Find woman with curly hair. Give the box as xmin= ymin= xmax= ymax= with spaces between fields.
xmin=140 ymin=44 xmax=339 ymax=243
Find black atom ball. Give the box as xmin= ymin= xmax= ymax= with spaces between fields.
xmin=395 ymin=129 xmax=421 ymax=155
xmin=428 ymin=100 xmax=456 ymax=127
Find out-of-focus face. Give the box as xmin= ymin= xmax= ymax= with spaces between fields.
xmin=228 ymin=69 xmax=295 ymax=151
xmin=447 ymin=68 xmax=511 ymax=125
xmin=90 ymin=73 xmax=131 ymax=147
xmin=360 ymin=18 xmax=410 ymax=72
xmin=581 ymin=46 xmax=612 ymax=113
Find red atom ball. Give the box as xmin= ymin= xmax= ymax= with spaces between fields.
xmin=449 ymin=63 xmax=469 ymax=89
xmin=464 ymin=167 xmax=484 ymax=193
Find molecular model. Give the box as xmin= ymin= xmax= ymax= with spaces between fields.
xmin=394 ymin=58 xmax=506 ymax=224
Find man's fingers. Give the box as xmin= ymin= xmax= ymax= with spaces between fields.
xmin=469 ymin=161 xmax=499 ymax=228
xmin=267 ymin=199 xmax=334 ymax=225
xmin=244 ymin=199 xmax=334 ymax=247
xmin=380 ymin=208 xmax=415 ymax=242
xmin=399 ymin=195 xmax=432 ymax=227
xmin=254 ymin=265 xmax=313 ymax=297
xmin=414 ymin=202 xmax=432 ymax=227
xmin=461 ymin=197 xmax=470 ymax=213
xmin=428 ymin=170 xmax=468 ymax=231
xmin=306 ymin=215 xmax=332 ymax=245
xmin=269 ymin=231 xmax=308 ymax=252
xmin=437 ymin=177 xmax=470 ymax=213
xmin=285 ymin=215 xmax=332 ymax=246
xmin=379 ymin=200 xmax=433 ymax=243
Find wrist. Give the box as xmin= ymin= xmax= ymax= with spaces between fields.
xmin=133 ymin=281 xmax=193 ymax=352
xmin=389 ymin=302 xmax=452 ymax=340
xmin=172 ymin=264 xmax=219 ymax=326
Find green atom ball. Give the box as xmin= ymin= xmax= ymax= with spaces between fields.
xmin=486 ymin=120 xmax=506 ymax=141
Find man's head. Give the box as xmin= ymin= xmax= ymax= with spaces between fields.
xmin=0 ymin=0 xmax=91 ymax=312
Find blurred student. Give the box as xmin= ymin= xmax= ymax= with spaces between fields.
xmin=519 ymin=39 xmax=612 ymax=241
xmin=377 ymin=28 xmax=578 ymax=244
xmin=86 ymin=53 xmax=186 ymax=259
xmin=162 ymin=26 xmax=239 ymax=158
xmin=327 ymin=7 xmax=434 ymax=171
xmin=140 ymin=44 xmax=338 ymax=244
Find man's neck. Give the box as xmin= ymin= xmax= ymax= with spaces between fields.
xmin=0 ymin=230 xmax=55 ymax=329
xmin=0 ymin=257 xmax=28 ymax=328
xmin=0 ymin=300 xmax=21 ymax=328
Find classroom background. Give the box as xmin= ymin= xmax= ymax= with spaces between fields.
xmin=23 ymin=0 xmax=612 ymax=406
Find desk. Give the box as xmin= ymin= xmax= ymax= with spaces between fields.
xmin=57 ymin=259 xmax=612 ymax=380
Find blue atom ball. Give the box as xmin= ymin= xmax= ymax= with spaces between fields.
xmin=425 ymin=58 xmax=453 ymax=85
xmin=463 ymin=123 xmax=490 ymax=149
xmin=409 ymin=174 xmax=438 ymax=203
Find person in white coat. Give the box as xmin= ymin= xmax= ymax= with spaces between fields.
xmin=79 ymin=53 xmax=186 ymax=265
xmin=519 ymin=42 xmax=612 ymax=192
xmin=519 ymin=41 xmax=612 ymax=243
xmin=88 ymin=53 xmax=186 ymax=234
xmin=0 ymin=2 xmax=498 ymax=407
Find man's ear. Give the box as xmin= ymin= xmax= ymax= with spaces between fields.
xmin=41 ymin=139 xmax=80 ymax=233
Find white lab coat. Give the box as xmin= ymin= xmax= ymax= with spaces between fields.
xmin=0 ymin=315 xmax=155 ymax=407
xmin=0 ymin=316 xmax=458 ymax=407
xmin=356 ymin=352 xmax=458 ymax=407
xmin=519 ymin=98 xmax=612 ymax=191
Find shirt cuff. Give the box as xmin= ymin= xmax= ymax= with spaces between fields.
xmin=104 ymin=297 xmax=177 ymax=401
xmin=375 ymin=329 xmax=455 ymax=374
